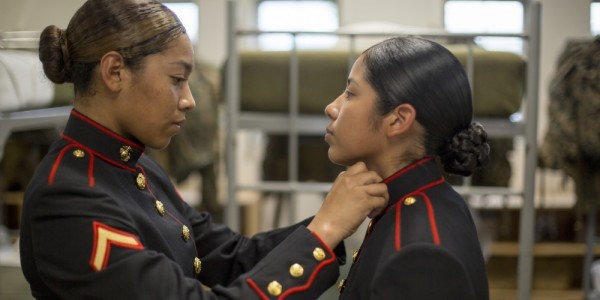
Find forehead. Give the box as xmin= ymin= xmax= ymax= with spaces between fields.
xmin=150 ymin=35 xmax=194 ymax=70
xmin=348 ymin=55 xmax=366 ymax=83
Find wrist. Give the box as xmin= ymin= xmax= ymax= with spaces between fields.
xmin=307 ymin=221 xmax=341 ymax=249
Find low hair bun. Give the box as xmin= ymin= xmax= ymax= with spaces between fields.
xmin=38 ymin=25 xmax=71 ymax=84
xmin=438 ymin=122 xmax=491 ymax=176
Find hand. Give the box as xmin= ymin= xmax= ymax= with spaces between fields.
xmin=307 ymin=161 xmax=389 ymax=249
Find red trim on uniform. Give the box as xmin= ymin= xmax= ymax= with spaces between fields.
xmin=420 ymin=192 xmax=441 ymax=246
xmin=415 ymin=178 xmax=445 ymax=194
xmin=246 ymin=279 xmax=269 ymax=300
xmin=395 ymin=202 xmax=401 ymax=251
xmin=62 ymin=134 xmax=137 ymax=173
xmin=48 ymin=144 xmax=76 ymax=184
xmin=309 ymin=230 xmax=336 ymax=258
xmin=71 ymin=110 xmax=143 ymax=150
xmin=279 ymin=231 xmax=336 ymax=298
xmin=88 ymin=153 xmax=95 ymax=187
xmin=383 ymin=157 xmax=433 ymax=184
xmin=393 ymin=178 xmax=445 ymax=251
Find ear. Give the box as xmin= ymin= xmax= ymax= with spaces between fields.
xmin=99 ymin=51 xmax=126 ymax=93
xmin=385 ymin=103 xmax=417 ymax=137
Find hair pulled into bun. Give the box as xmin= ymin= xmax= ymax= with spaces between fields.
xmin=438 ymin=122 xmax=490 ymax=176
xmin=38 ymin=25 xmax=71 ymax=84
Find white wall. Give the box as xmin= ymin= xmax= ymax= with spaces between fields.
xmin=0 ymin=0 xmax=83 ymax=31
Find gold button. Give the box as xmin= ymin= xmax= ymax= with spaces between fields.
xmin=155 ymin=200 xmax=165 ymax=216
xmin=182 ymin=225 xmax=190 ymax=241
xmin=136 ymin=173 xmax=146 ymax=190
xmin=338 ymin=278 xmax=346 ymax=292
xmin=193 ymin=257 xmax=202 ymax=274
xmin=289 ymin=263 xmax=304 ymax=278
xmin=119 ymin=145 xmax=132 ymax=162
xmin=267 ymin=281 xmax=282 ymax=296
xmin=313 ymin=247 xmax=326 ymax=261
xmin=352 ymin=249 xmax=359 ymax=263
xmin=403 ymin=196 xmax=417 ymax=206
xmin=72 ymin=149 xmax=85 ymax=158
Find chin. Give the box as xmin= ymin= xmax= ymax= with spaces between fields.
xmin=328 ymin=153 xmax=354 ymax=168
xmin=147 ymin=139 xmax=172 ymax=150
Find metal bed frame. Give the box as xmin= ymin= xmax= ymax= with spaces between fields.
xmin=0 ymin=31 xmax=72 ymax=236
xmin=224 ymin=1 xmax=541 ymax=299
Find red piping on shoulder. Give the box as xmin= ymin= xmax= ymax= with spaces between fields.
xmin=394 ymin=178 xmax=445 ymax=251
xmin=48 ymin=143 xmax=95 ymax=187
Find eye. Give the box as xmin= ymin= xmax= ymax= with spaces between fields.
xmin=344 ymin=89 xmax=354 ymax=99
xmin=172 ymin=76 xmax=187 ymax=85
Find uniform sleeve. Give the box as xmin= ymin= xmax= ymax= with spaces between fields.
xmin=370 ymin=244 xmax=477 ymax=300
xmin=182 ymin=201 xmax=345 ymax=288
xmin=21 ymin=179 xmax=341 ymax=299
xmin=212 ymin=227 xmax=341 ymax=299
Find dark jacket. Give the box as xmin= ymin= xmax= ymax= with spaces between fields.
xmin=338 ymin=157 xmax=489 ymax=300
xmin=20 ymin=110 xmax=343 ymax=299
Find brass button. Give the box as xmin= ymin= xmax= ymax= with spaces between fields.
xmin=119 ymin=145 xmax=133 ymax=162
xmin=352 ymin=249 xmax=359 ymax=263
xmin=403 ymin=196 xmax=417 ymax=206
xmin=182 ymin=225 xmax=190 ymax=241
xmin=72 ymin=149 xmax=85 ymax=158
xmin=367 ymin=220 xmax=374 ymax=234
xmin=155 ymin=200 xmax=165 ymax=216
xmin=313 ymin=247 xmax=326 ymax=261
xmin=289 ymin=263 xmax=304 ymax=278
xmin=338 ymin=278 xmax=346 ymax=292
xmin=135 ymin=173 xmax=146 ymax=190
xmin=193 ymin=257 xmax=202 ymax=274
xmin=267 ymin=281 xmax=282 ymax=296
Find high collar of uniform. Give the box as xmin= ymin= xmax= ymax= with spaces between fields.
xmin=382 ymin=157 xmax=444 ymax=208
xmin=62 ymin=109 xmax=144 ymax=171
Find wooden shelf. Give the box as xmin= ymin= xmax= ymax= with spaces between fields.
xmin=490 ymin=242 xmax=600 ymax=257
xmin=491 ymin=288 xmax=583 ymax=300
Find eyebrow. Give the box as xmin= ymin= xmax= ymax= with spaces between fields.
xmin=347 ymin=77 xmax=358 ymax=87
xmin=170 ymin=60 xmax=194 ymax=74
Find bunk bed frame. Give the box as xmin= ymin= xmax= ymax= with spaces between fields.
xmin=0 ymin=30 xmax=72 ymax=162
xmin=223 ymin=1 xmax=541 ymax=299
xmin=0 ymin=31 xmax=72 ymax=236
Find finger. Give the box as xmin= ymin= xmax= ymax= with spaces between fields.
xmin=363 ymin=182 xmax=389 ymax=200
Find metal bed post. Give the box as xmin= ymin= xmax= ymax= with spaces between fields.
xmin=517 ymin=2 xmax=541 ymax=300
xmin=225 ymin=0 xmax=240 ymax=232
xmin=286 ymin=33 xmax=300 ymax=224
xmin=0 ymin=31 xmax=72 ymax=234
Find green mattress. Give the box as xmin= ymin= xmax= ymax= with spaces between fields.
xmin=238 ymin=46 xmax=525 ymax=118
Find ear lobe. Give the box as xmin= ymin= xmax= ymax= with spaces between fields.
xmin=387 ymin=103 xmax=417 ymax=137
xmin=99 ymin=51 xmax=125 ymax=92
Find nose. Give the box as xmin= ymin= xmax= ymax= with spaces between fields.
xmin=324 ymin=94 xmax=341 ymax=120
xmin=180 ymin=83 xmax=196 ymax=111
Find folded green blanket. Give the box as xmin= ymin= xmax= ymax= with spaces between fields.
xmin=239 ymin=47 xmax=525 ymax=118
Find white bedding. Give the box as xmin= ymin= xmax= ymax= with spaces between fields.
xmin=0 ymin=50 xmax=54 ymax=112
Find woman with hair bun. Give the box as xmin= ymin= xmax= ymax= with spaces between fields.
xmin=324 ymin=36 xmax=490 ymax=299
xmin=19 ymin=0 xmax=389 ymax=299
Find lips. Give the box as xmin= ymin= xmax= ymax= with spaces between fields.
xmin=173 ymin=119 xmax=186 ymax=127
xmin=324 ymin=127 xmax=333 ymax=142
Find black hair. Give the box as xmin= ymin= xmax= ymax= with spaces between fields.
xmin=39 ymin=0 xmax=185 ymax=96
xmin=362 ymin=36 xmax=490 ymax=176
